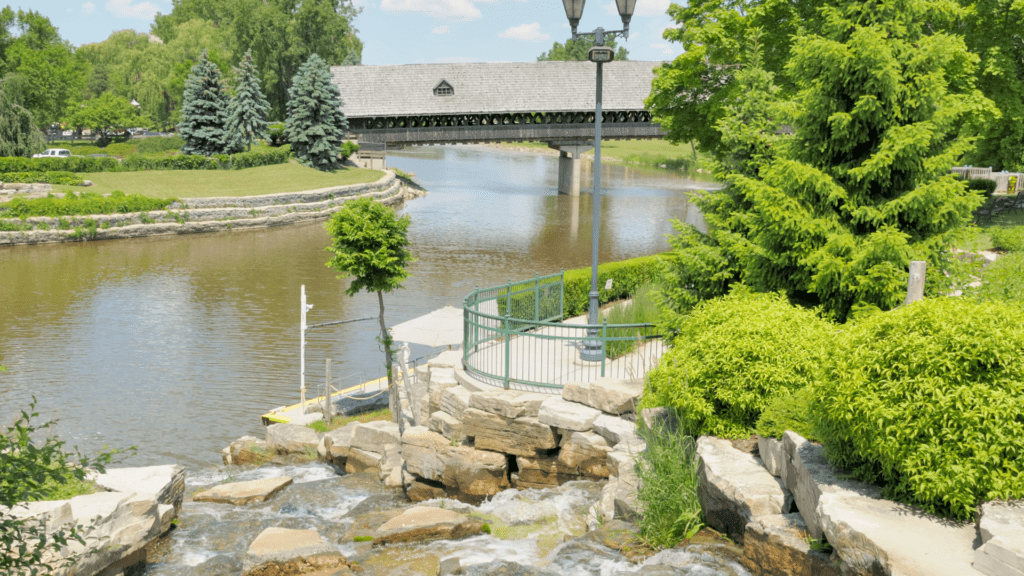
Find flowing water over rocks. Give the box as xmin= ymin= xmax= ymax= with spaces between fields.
xmin=145 ymin=462 xmax=750 ymax=576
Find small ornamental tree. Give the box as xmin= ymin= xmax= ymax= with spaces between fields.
xmin=325 ymin=198 xmax=414 ymax=421
xmin=179 ymin=50 xmax=235 ymax=156
xmin=64 ymin=92 xmax=149 ymax=143
xmin=227 ymin=50 xmax=271 ymax=152
xmin=286 ymin=54 xmax=349 ymax=171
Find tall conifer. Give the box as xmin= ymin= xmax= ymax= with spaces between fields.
xmin=179 ymin=50 xmax=233 ymax=156
xmin=285 ymin=54 xmax=348 ymax=171
xmin=227 ymin=50 xmax=270 ymax=152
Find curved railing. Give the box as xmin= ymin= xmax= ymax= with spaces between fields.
xmin=463 ymin=272 xmax=665 ymax=392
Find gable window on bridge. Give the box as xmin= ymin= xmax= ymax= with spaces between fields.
xmin=433 ymin=80 xmax=454 ymax=96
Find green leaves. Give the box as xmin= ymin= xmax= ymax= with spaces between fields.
xmin=324 ymin=197 xmax=413 ymax=296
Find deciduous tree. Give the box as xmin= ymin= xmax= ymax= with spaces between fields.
xmin=64 ymin=92 xmax=148 ymax=142
xmin=537 ymin=36 xmax=628 ymax=61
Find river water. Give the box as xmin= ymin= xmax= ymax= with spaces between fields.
xmin=0 ymin=145 xmax=714 ymax=469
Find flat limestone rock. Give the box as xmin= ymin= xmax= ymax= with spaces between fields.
xmin=193 ymin=476 xmax=293 ymax=505
xmin=462 ymin=408 xmax=558 ymax=456
xmin=324 ymin=423 xmax=359 ymax=464
xmin=429 ymin=410 xmax=465 ymax=442
xmin=538 ymin=397 xmax=602 ymax=432
xmin=696 ymin=436 xmax=792 ymax=539
xmin=402 ymin=426 xmax=450 ymax=481
xmin=591 ymin=414 xmax=640 ymax=446
xmin=350 ymin=420 xmax=401 ymax=455
xmin=557 ymin=431 xmax=612 ymax=478
xmin=468 ymin=390 xmax=547 ymax=419
xmin=757 ymin=436 xmax=786 ymax=480
xmin=562 ymin=377 xmax=642 ymax=415
xmin=976 ymin=501 xmax=1024 ymax=576
xmin=243 ymin=527 xmax=348 ymax=576
xmin=266 ymin=423 xmax=320 ymax=455
xmin=91 ymin=464 xmax=186 ymax=509
xmin=741 ymin=514 xmax=840 ymax=576
xmin=440 ymin=385 xmax=472 ymax=421
xmin=515 ymin=455 xmax=571 ymax=489
xmin=373 ymin=505 xmax=484 ymax=546
xmin=400 ymin=426 xmax=509 ymax=500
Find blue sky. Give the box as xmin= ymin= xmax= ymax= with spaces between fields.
xmin=31 ymin=0 xmax=680 ymax=64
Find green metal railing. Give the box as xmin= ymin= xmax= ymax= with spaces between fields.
xmin=463 ymin=272 xmax=664 ymax=392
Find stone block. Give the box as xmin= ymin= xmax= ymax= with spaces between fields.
xmin=758 ymin=435 xmax=786 ymax=479
xmin=373 ymin=506 xmax=484 ymax=546
xmin=557 ymin=431 xmax=612 ymax=478
xmin=266 ymin=423 xmax=321 ymax=455
xmin=428 ymin=368 xmax=459 ymax=416
xmin=346 ymin=447 xmax=384 ymax=474
xmin=6 ymin=500 xmax=74 ymax=534
xmin=407 ymin=480 xmax=446 ymax=503
xmin=468 ymin=390 xmax=547 ymax=419
xmin=592 ymin=414 xmax=640 ymax=447
xmin=193 ymin=477 xmax=292 ymax=506
xmin=429 ymin=410 xmax=466 ymax=442
xmin=607 ymin=450 xmax=634 ymax=479
xmin=225 ymin=436 xmax=269 ymax=466
xmin=440 ymin=385 xmax=472 ymax=421
xmin=91 ymin=465 xmax=186 ymax=511
xmin=463 ymin=408 xmax=559 ymax=456
xmin=439 ymin=556 xmax=462 ymax=576
xmin=350 ymin=420 xmax=401 ymax=455
xmin=441 ymin=445 xmax=509 ymax=500
xmin=741 ymin=514 xmax=840 ymax=576
xmin=976 ymin=501 xmax=1024 ymax=576
xmin=538 ymin=397 xmax=602 ymax=431
xmin=562 ymin=377 xmax=642 ymax=415
xmin=242 ymin=527 xmax=347 ymax=576
xmin=324 ymin=422 xmax=359 ymax=465
xmin=696 ymin=436 xmax=792 ymax=539
xmin=428 ymin=350 xmax=463 ymax=369
xmin=402 ymin=426 xmax=450 ymax=481
xmin=515 ymin=455 xmax=569 ymax=489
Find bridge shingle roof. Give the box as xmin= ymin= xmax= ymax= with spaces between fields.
xmin=330 ymin=61 xmax=662 ymax=118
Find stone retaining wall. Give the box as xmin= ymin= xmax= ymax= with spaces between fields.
xmin=0 ymin=171 xmax=415 ymax=247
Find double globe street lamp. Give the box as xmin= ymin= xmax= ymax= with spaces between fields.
xmin=560 ymin=0 xmax=636 ymax=361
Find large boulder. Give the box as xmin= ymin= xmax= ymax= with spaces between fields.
xmin=757 ymin=435 xmax=786 ymax=480
xmin=468 ymin=390 xmax=547 ymax=419
xmin=402 ymin=427 xmax=450 ymax=481
xmin=429 ymin=410 xmax=465 ymax=443
xmin=975 ymin=501 xmax=1024 ymax=576
xmin=514 ymin=455 xmax=566 ymax=489
xmin=373 ymin=506 xmax=484 ymax=546
xmin=346 ymin=447 xmax=384 ymax=475
xmin=463 ymin=408 xmax=559 ymax=456
xmin=266 ymin=424 xmax=320 ymax=455
xmin=401 ymin=426 xmax=510 ymax=501
xmin=741 ymin=514 xmax=840 ymax=576
xmin=224 ymin=436 xmax=271 ymax=466
xmin=323 ymin=422 xmax=359 ymax=465
xmin=562 ymin=377 xmax=642 ymax=415
xmin=427 ymin=367 xmax=459 ymax=417
xmin=696 ymin=436 xmax=792 ymax=539
xmin=192 ymin=477 xmax=293 ymax=506
xmin=65 ymin=491 xmax=163 ymax=576
xmin=557 ymin=431 xmax=612 ymax=479
xmin=440 ymin=385 xmax=472 ymax=421
xmin=242 ymin=527 xmax=350 ymax=576
xmin=350 ymin=421 xmax=401 ymax=454
xmin=591 ymin=414 xmax=642 ymax=448
xmin=90 ymin=464 xmax=185 ymax=512
xmin=537 ymin=397 xmax=602 ymax=432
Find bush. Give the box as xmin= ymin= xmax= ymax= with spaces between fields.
xmin=122 ymin=153 xmax=218 ymax=171
xmin=267 ymin=122 xmax=286 ymax=147
xmin=814 ymin=298 xmax=1024 ymax=520
xmin=229 ymin=144 xmax=291 ymax=169
xmin=135 ymin=136 xmax=184 ymax=154
xmin=990 ymin=226 xmax=1024 ymax=253
xmin=642 ymin=289 xmax=835 ymax=438
xmin=966 ymin=178 xmax=998 ymax=198
xmin=0 ymin=156 xmax=121 ymax=173
xmin=971 ymin=251 xmax=1024 ymax=304
xmin=563 ymin=254 xmax=667 ymax=318
xmin=755 ymin=386 xmax=817 ymax=441
xmin=341 ymin=141 xmax=359 ymax=161
xmin=0 ymin=171 xmax=84 ymax=185
xmin=0 ymin=190 xmax=176 ymax=218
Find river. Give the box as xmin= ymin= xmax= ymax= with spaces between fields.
xmin=0 ymin=145 xmax=714 ymax=470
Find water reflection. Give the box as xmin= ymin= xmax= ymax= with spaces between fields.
xmin=0 ymin=145 xmax=715 ymax=468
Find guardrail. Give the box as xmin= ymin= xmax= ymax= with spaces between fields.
xmin=463 ymin=272 xmax=665 ymax=392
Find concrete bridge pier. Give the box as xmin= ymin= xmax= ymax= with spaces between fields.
xmin=549 ymin=143 xmax=593 ymax=195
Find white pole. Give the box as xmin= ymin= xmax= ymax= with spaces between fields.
xmin=905 ymin=261 xmax=927 ymax=305
xmin=300 ymin=285 xmax=313 ymax=415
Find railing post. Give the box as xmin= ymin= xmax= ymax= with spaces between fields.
xmin=559 ymin=269 xmax=565 ymax=319
xmin=504 ymin=311 xmax=511 ymax=390
xmin=534 ymin=273 xmax=540 ymax=322
xmin=600 ymin=317 xmax=608 ymax=377
xmin=506 ymin=279 xmax=512 ymax=320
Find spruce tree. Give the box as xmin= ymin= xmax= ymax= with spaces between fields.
xmin=227 ymin=50 xmax=270 ymax=152
xmin=179 ymin=50 xmax=234 ymax=156
xmin=285 ymin=54 xmax=349 ymax=171
xmin=713 ymin=0 xmax=995 ymax=321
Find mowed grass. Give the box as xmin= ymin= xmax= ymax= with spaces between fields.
xmin=76 ymin=162 xmax=385 ymax=199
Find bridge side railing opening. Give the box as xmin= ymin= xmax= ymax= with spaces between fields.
xmin=463 ymin=273 xmax=665 ymax=392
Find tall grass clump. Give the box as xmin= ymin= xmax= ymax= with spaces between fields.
xmin=634 ymin=414 xmax=703 ymax=548
xmin=604 ymin=281 xmax=661 ymax=358
xmin=814 ymin=298 xmax=1024 ymax=520
xmin=990 ymin=226 xmax=1024 ymax=253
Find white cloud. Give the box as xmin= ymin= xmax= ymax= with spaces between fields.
xmin=381 ymin=0 xmax=492 ymax=21
xmin=604 ymin=0 xmax=669 ymax=17
xmin=105 ymin=0 xmax=159 ymax=19
xmin=432 ymin=25 xmax=450 ymax=34
xmin=499 ymin=22 xmax=549 ymax=42
xmin=650 ymin=42 xmax=676 ymax=55
xmin=82 ymin=2 xmax=95 ymax=14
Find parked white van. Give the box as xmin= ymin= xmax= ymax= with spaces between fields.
xmin=32 ymin=148 xmax=72 ymax=159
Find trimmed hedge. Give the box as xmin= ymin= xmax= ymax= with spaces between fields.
xmin=0 ymin=190 xmax=175 ymax=218
xmin=0 ymin=156 xmax=121 ymax=173
xmin=642 ymin=289 xmax=835 ymax=438
xmin=0 ymin=171 xmax=84 ymax=186
xmin=814 ymin=298 xmax=1024 ymax=520
xmin=121 ymin=144 xmax=291 ymax=171
xmin=562 ymin=254 xmax=668 ymax=319
xmin=966 ymin=178 xmax=998 ymax=198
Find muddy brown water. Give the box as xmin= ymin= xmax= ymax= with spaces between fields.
xmin=0 ymin=145 xmax=714 ymax=469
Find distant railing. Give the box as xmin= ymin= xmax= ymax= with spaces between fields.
xmin=463 ymin=273 xmax=665 ymax=392
xmin=952 ymin=166 xmax=1024 ymax=193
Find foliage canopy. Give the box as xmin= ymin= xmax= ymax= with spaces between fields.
xmin=537 ymin=36 xmax=628 ymax=61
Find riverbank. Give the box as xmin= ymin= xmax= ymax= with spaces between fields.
xmin=0 ymin=170 xmax=424 ymax=247
xmin=484 ymin=140 xmax=714 ymax=173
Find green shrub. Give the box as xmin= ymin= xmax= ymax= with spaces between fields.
xmin=814 ymin=298 xmax=1024 ymax=520
xmin=0 ymin=219 xmax=31 ymax=231
xmin=230 ymin=145 xmax=291 ymax=169
xmin=990 ymin=226 xmax=1024 ymax=253
xmin=122 ymin=153 xmax=218 ymax=171
xmin=966 ymin=178 xmax=998 ymax=198
xmin=971 ymin=251 xmax=1024 ymax=304
xmin=0 ymin=156 xmax=121 ymax=173
xmin=353 ymin=535 xmax=374 ymax=542
xmin=135 ymin=136 xmax=184 ymax=154
xmin=341 ymin=141 xmax=359 ymax=161
xmin=634 ymin=414 xmax=703 ymax=548
xmin=643 ymin=289 xmax=835 ymax=438
xmin=563 ymin=254 xmax=667 ymax=319
xmin=267 ymin=122 xmax=286 ymax=147
xmin=0 ymin=191 xmax=176 ymax=218
xmin=755 ymin=386 xmax=817 ymax=441
xmin=0 ymin=171 xmax=84 ymax=185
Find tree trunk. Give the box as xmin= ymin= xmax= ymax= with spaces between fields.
xmin=377 ymin=290 xmax=396 ymax=422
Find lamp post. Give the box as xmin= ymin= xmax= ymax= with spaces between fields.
xmin=562 ymin=0 xmax=635 ymax=361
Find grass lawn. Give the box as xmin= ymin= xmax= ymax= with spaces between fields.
xmin=307 ymin=408 xmax=392 ymax=434
xmin=76 ymin=162 xmax=385 ymax=199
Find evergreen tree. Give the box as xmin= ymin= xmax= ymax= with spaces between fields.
xmin=227 ymin=49 xmax=270 ymax=152
xmin=0 ymin=81 xmax=44 ymax=157
xmin=285 ymin=54 xmax=348 ymax=171
xmin=724 ymin=0 xmax=995 ymax=321
xmin=179 ymin=50 xmax=233 ymax=156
